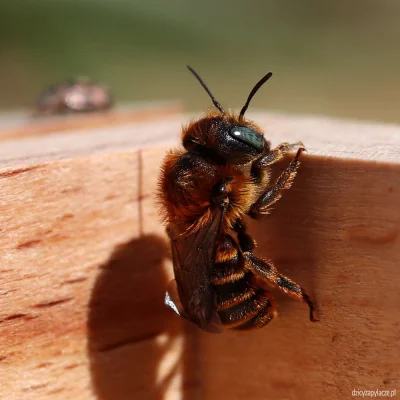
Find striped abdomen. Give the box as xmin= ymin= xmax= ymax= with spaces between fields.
xmin=212 ymin=235 xmax=276 ymax=330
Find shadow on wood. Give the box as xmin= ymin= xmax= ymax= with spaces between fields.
xmin=87 ymin=233 xmax=183 ymax=400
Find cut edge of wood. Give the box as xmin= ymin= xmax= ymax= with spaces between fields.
xmin=0 ymin=110 xmax=399 ymax=171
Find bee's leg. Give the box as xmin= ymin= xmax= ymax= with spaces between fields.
xmin=249 ymin=147 xmax=305 ymax=218
xmin=233 ymin=220 xmax=317 ymax=322
xmin=251 ymin=141 xmax=304 ymax=183
xmin=246 ymin=253 xmax=317 ymax=322
xmin=211 ymin=176 xmax=233 ymax=205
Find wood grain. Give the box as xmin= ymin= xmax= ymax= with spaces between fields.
xmin=0 ymin=110 xmax=399 ymax=399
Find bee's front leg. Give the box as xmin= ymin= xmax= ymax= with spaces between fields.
xmin=249 ymin=146 xmax=305 ymax=218
xmin=251 ymin=141 xmax=304 ymax=183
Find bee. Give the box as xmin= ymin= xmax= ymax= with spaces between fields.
xmin=158 ymin=66 xmax=317 ymax=332
xmin=35 ymin=78 xmax=113 ymax=115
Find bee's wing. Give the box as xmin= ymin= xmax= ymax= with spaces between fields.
xmin=166 ymin=206 xmax=226 ymax=333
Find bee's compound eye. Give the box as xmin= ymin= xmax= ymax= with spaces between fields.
xmin=229 ymin=126 xmax=265 ymax=152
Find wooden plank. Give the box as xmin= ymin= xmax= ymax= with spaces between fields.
xmin=0 ymin=101 xmax=181 ymax=141
xmin=0 ymin=111 xmax=399 ymax=399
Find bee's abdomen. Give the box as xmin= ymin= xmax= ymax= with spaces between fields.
xmin=212 ymin=235 xmax=276 ymax=330
xmin=212 ymin=235 xmax=245 ymax=284
xmin=214 ymin=276 xmax=276 ymax=330
xmin=214 ymin=273 xmax=257 ymax=310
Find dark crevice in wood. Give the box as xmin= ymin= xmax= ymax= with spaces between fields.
xmin=61 ymin=277 xmax=88 ymax=285
xmin=0 ymin=313 xmax=28 ymax=322
xmin=16 ymin=239 xmax=42 ymax=249
xmin=0 ymin=164 xmax=41 ymax=178
xmin=36 ymin=362 xmax=53 ymax=369
xmin=64 ymin=362 xmax=84 ymax=370
xmin=33 ymin=298 xmax=73 ymax=308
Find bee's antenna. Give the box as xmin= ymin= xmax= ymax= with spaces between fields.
xmin=187 ymin=66 xmax=225 ymax=114
xmin=239 ymin=72 xmax=273 ymax=121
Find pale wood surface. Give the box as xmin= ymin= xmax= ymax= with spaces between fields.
xmin=0 ymin=102 xmax=181 ymax=141
xmin=0 ymin=109 xmax=399 ymax=400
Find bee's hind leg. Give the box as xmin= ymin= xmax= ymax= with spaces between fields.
xmin=246 ymin=253 xmax=318 ymax=322
xmin=233 ymin=220 xmax=317 ymax=322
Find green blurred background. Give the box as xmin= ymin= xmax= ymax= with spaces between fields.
xmin=1 ymin=0 xmax=400 ymax=123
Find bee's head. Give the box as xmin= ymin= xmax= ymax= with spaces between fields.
xmin=183 ymin=113 xmax=269 ymax=164
xmin=182 ymin=67 xmax=272 ymax=165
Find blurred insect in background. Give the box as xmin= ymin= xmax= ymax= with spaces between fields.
xmin=34 ymin=78 xmax=113 ymax=116
xmin=158 ymin=66 xmax=317 ymax=333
